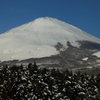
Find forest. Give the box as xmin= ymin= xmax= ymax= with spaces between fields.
xmin=0 ymin=62 xmax=100 ymax=100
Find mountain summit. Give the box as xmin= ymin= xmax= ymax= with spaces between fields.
xmin=0 ymin=17 xmax=100 ymax=62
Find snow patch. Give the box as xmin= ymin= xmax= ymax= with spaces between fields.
xmin=82 ymin=57 xmax=88 ymax=61
xmin=93 ymin=51 xmax=100 ymax=58
xmin=87 ymin=66 xmax=93 ymax=69
xmin=96 ymin=59 xmax=100 ymax=63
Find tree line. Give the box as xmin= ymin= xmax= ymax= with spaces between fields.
xmin=0 ymin=62 xmax=100 ymax=100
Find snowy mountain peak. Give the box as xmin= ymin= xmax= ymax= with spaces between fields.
xmin=34 ymin=17 xmax=56 ymax=21
xmin=0 ymin=17 xmax=100 ymax=61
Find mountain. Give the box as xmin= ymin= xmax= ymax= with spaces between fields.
xmin=0 ymin=17 xmax=100 ymax=74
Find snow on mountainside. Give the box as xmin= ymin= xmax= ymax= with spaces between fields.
xmin=93 ymin=51 xmax=100 ymax=58
xmin=0 ymin=17 xmax=100 ymax=61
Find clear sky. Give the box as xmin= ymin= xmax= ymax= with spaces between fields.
xmin=0 ymin=0 xmax=100 ymax=38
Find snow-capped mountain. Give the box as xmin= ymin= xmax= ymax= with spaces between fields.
xmin=0 ymin=17 xmax=100 ymax=64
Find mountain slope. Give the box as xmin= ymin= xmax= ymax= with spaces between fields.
xmin=0 ymin=17 xmax=100 ymax=61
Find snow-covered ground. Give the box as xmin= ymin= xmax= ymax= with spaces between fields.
xmin=82 ymin=57 xmax=88 ymax=61
xmin=0 ymin=17 xmax=100 ymax=61
xmin=93 ymin=51 xmax=100 ymax=58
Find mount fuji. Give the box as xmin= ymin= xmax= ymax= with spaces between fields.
xmin=0 ymin=17 xmax=100 ymax=73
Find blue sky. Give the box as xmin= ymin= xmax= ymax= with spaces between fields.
xmin=0 ymin=0 xmax=100 ymax=38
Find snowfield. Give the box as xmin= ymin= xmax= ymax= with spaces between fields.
xmin=0 ymin=17 xmax=100 ymax=61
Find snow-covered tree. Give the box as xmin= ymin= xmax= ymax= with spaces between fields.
xmin=0 ymin=64 xmax=33 ymax=100
xmin=0 ymin=63 xmax=100 ymax=100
